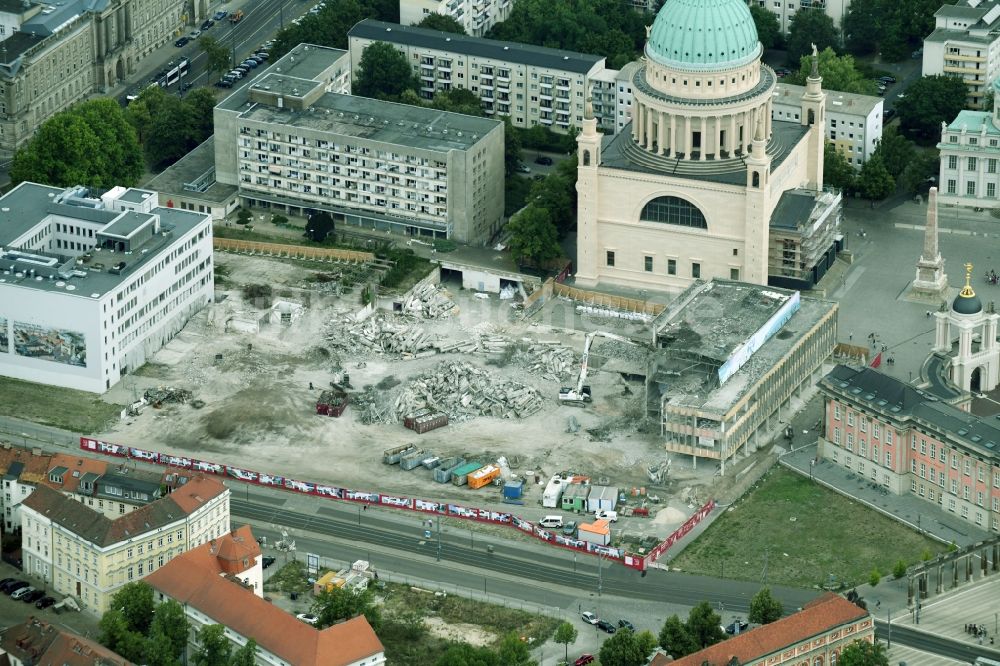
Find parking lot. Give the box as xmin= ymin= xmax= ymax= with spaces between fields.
xmin=0 ymin=562 xmax=99 ymax=637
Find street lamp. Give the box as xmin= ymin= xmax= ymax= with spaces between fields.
xmin=810 ymin=458 xmax=816 ymax=482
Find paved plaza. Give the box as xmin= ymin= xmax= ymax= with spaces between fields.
xmin=894 ymin=577 xmax=1000 ymax=650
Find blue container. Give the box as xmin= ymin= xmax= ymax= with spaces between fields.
xmin=503 ymin=479 xmax=524 ymax=499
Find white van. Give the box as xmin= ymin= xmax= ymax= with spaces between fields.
xmin=539 ymin=515 xmax=563 ymax=528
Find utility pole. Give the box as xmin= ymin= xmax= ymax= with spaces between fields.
xmin=597 ymin=554 xmax=603 ymax=597
xmin=761 ymin=548 xmax=769 ymax=586
xmin=436 ymin=515 xmax=442 ymax=562
xmin=887 ymin=608 xmax=892 ymax=648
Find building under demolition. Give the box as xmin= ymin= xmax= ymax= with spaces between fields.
xmin=646 ymin=280 xmax=837 ymax=472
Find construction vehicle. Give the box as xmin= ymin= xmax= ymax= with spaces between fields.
xmin=229 ymin=9 xmax=243 ymax=22
xmin=559 ymin=331 xmax=639 ymax=406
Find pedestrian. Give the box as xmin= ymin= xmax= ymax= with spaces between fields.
xmin=309 ymin=381 xmax=314 ymax=390
xmin=876 ymin=599 xmax=881 ymax=608
xmin=363 ymin=504 xmax=367 ymax=511
xmin=926 ymin=310 xmax=931 ymax=317
xmin=849 ymin=331 xmax=853 ymax=341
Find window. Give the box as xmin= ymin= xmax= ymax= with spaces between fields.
xmin=860 ymin=417 xmax=867 ymax=433
xmin=964 ymin=485 xmax=971 ymax=500
xmin=885 ymin=451 xmax=892 ymax=467
xmin=967 ymin=181 xmax=976 ymax=196
xmin=990 ymin=183 xmax=997 ymax=198
xmin=977 ymin=491 xmax=983 ymax=506
xmin=964 ymin=459 xmax=971 ymax=476
xmin=834 ymin=405 xmax=842 ymax=420
xmin=920 ymin=463 xmax=926 ymax=478
xmin=606 ymin=251 xmax=615 ymax=267
xmin=886 ymin=429 xmax=893 ymax=445
xmin=873 ymin=423 xmax=880 ymax=438
xmin=989 ymin=159 xmax=997 ymax=173
xmin=644 ymin=256 xmax=653 ymax=272
xmin=860 ymin=441 xmax=868 ymax=457
xmin=951 ymin=479 xmax=958 ymax=494
xmin=948 ymin=155 xmax=957 ymax=169
xmin=920 ymin=439 xmax=926 ymax=455
xmin=692 ymin=263 xmax=701 ymax=278
xmin=667 ymin=259 xmax=676 ymax=275
xmin=968 ymin=157 xmax=977 ymax=170
xmin=730 ymin=268 xmax=740 ymax=280
xmin=948 ymin=179 xmax=957 ymax=194
xmin=848 ymin=412 xmax=855 ymax=426
xmin=847 ymin=433 xmax=854 ymax=451
xmin=952 ymin=453 xmax=958 ymax=469
xmin=640 ymin=196 xmax=707 ymax=228
xmin=834 ymin=428 xmax=841 ymax=444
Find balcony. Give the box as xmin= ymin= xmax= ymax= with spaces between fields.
xmin=480 ymin=82 xmax=494 ymax=90
xmin=539 ymin=118 xmax=553 ymax=125
xmin=481 ymin=92 xmax=494 ymax=101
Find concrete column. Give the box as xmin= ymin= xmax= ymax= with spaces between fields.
xmin=993 ymin=543 xmax=999 ymax=571
xmin=953 ymin=559 xmax=959 ymax=587
xmin=683 ymin=115 xmax=691 ymax=158
xmin=658 ymin=111 xmax=666 ymax=155
xmin=728 ymin=114 xmax=736 ymax=155
xmin=907 ymin=576 xmax=914 ymax=605
xmin=966 ymin=554 xmax=973 ymax=582
xmin=936 ymin=564 xmax=943 ymax=594
xmin=632 ymin=102 xmax=640 ymax=142
xmin=744 ymin=110 xmax=753 ymax=153
xmin=668 ymin=114 xmax=676 ymax=157
xmin=983 ymin=548 xmax=989 ymax=576
xmin=647 ymin=107 xmax=656 ymax=150
xmin=699 ymin=116 xmax=707 ymax=161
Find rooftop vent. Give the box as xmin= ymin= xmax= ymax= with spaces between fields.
xmin=958 ymin=428 xmax=969 ymax=436
xmin=971 ymin=435 xmax=982 ymax=442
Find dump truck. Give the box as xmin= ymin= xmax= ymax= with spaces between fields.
xmin=229 ymin=9 xmax=243 ymax=22
xmin=316 ymin=386 xmax=348 ymax=417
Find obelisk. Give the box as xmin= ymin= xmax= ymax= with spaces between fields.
xmin=911 ymin=187 xmax=949 ymax=300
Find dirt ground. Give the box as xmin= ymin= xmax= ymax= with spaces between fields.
xmin=101 ymin=253 xmax=729 ymax=531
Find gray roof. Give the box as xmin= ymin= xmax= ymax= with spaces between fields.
xmin=822 ymin=365 xmax=1000 ymax=462
xmin=924 ymin=27 xmax=994 ymax=44
xmin=4 ymin=461 xmax=24 ymax=481
xmin=773 ymin=82 xmax=883 ymax=117
xmin=770 ymin=189 xmax=820 ymax=231
xmin=147 ymin=137 xmax=238 ymax=205
xmin=349 ymin=19 xmax=604 ymax=75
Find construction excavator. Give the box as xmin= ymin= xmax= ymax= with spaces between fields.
xmin=558 ymin=330 xmax=638 ymax=407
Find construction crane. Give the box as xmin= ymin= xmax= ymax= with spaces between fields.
xmin=559 ymin=330 xmax=639 ymax=407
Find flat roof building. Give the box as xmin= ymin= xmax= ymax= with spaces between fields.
xmin=399 ymin=0 xmax=514 ymax=37
xmin=0 ymin=184 xmax=213 ymax=393
xmin=648 ymin=280 xmax=837 ymax=470
xmin=214 ymin=42 xmax=505 ymax=244
xmin=922 ymin=0 xmax=1000 ymax=108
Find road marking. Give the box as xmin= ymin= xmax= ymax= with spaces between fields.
xmin=894 ymin=223 xmax=978 ymax=236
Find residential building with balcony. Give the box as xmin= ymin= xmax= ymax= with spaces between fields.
xmin=43 ymin=453 xmax=166 ymax=519
xmin=937 ymin=83 xmax=1000 ymax=208
xmin=818 ymin=364 xmax=1000 ymax=534
xmin=19 ymin=475 xmax=229 ymax=614
xmin=399 ymin=0 xmax=514 ymax=37
xmin=772 ymin=82 xmax=884 ymax=168
xmin=748 ymin=0 xmax=851 ymax=35
xmin=348 ymin=20 xmax=608 ymax=134
xmin=614 ymin=62 xmax=640 ymax=134
xmin=214 ymin=43 xmax=505 ymax=244
xmin=922 ymin=0 xmax=1000 ymax=109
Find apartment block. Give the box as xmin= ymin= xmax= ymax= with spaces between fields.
xmin=43 ymin=453 xmax=165 ymax=519
xmin=20 ymin=476 xmax=229 ymax=614
xmin=747 ymin=0 xmax=851 ymax=35
xmin=938 ymin=103 xmax=1000 ymax=208
xmin=923 ymin=0 xmax=1000 ymax=109
xmin=214 ymin=43 xmax=505 ymax=244
xmin=819 ymin=365 xmax=1000 ymax=534
xmin=0 ymin=184 xmax=214 ymax=393
xmin=348 ymin=20 xmax=611 ymax=133
xmin=771 ymin=82 xmax=884 ymax=168
xmin=399 ymin=0 xmax=513 ymax=36
xmin=614 ymin=62 xmax=640 ymax=134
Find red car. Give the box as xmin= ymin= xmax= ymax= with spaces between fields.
xmin=574 ymin=656 xmax=595 ymax=666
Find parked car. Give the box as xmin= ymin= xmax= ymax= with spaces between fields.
xmin=188 ymin=29 xmax=201 ymax=39
xmin=180 ymin=82 xmax=193 ymax=92
xmin=215 ymin=79 xmax=233 ymax=88
xmin=255 ymin=52 xmax=270 ymax=60
xmin=296 ymin=613 xmax=318 ymax=625
xmin=534 ymin=155 xmax=553 ymax=165
xmin=517 ymin=164 xmax=531 ymax=173
xmin=581 ymin=611 xmax=599 ymax=625
xmin=213 ymin=10 xmax=228 ymax=20
xmin=573 ymin=656 xmax=595 ymax=666
xmin=618 ymin=619 xmax=635 ymax=632
xmin=262 ymin=556 xmax=276 ymax=569
xmin=561 ymin=521 xmax=577 ymax=536
xmin=242 ymin=60 xmax=259 ymax=68
xmin=0 ymin=578 xmax=14 ymax=588
xmin=12 ymin=586 xmax=35 ymax=601
xmin=724 ymin=619 xmax=750 ymax=635
xmin=174 ymin=36 xmax=189 ymax=47
xmin=539 ymin=515 xmax=563 ymax=529
xmin=228 ymin=70 xmax=244 ymax=79
xmin=879 ymin=75 xmax=896 ymax=84
xmin=885 ymin=108 xmax=896 ymax=120
xmin=594 ymin=509 xmax=618 ymax=522
xmin=23 ymin=589 xmax=45 ymax=603
xmin=200 ymin=19 xmax=214 ymax=30
xmin=35 ymin=596 xmax=55 ymax=609
xmin=597 ymin=619 xmax=617 ymax=634
xmin=3 ymin=581 xmax=28 ymax=595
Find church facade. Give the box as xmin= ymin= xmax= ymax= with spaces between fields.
xmin=575 ymin=0 xmax=842 ymax=293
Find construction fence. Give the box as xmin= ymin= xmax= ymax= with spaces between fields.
xmin=213 ymin=238 xmax=375 ymax=264
xmin=553 ymin=282 xmax=665 ymax=317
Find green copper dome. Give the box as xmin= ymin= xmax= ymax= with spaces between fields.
xmin=645 ymin=0 xmax=761 ymax=70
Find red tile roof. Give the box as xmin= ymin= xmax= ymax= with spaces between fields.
xmin=41 ymin=454 xmax=108 ymax=494
xmin=659 ymin=594 xmax=870 ymax=666
xmin=0 ymin=617 xmax=134 ymax=665
xmin=0 ymin=445 xmax=53 ymax=484
xmin=167 ymin=475 xmax=228 ymax=514
xmin=204 ymin=525 xmax=260 ymax=575
xmin=145 ymin=530 xmax=384 ymax=666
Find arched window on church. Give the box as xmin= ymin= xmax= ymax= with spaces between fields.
xmin=807 ymin=109 xmax=815 ymax=125
xmin=583 ymin=150 xmax=591 ymax=166
xmin=640 ymin=196 xmax=707 ymax=229
xmin=752 ymin=171 xmax=760 ymax=188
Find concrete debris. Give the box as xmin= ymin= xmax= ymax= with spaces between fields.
xmin=325 ymin=312 xmax=438 ymax=358
xmin=512 ymin=344 xmax=576 ymax=381
xmin=394 ymin=361 xmax=543 ymax=421
xmin=143 ymin=386 xmax=193 ymax=406
xmin=597 ymin=339 xmax=650 ymax=364
xmin=576 ymin=304 xmax=653 ymax=323
xmin=403 ymin=283 xmax=458 ymax=319
xmin=499 ymin=285 xmax=517 ymax=300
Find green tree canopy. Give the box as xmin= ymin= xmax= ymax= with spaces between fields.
xmin=749 ymin=587 xmax=784 ymax=625
xmin=786 ymin=9 xmax=840 ymax=63
xmin=599 ymin=629 xmax=651 ymax=666
xmin=124 ymin=85 xmax=215 ymax=169
xmin=657 ymin=614 xmax=696 ymax=658
xmin=899 ymin=150 xmax=939 ymax=195
xmin=354 ymin=41 xmax=418 ymax=100
xmin=149 ymin=599 xmax=189 ymax=659
xmin=194 ymin=624 xmax=231 ymax=666
xmin=553 ymin=621 xmax=578 ymax=663
xmin=416 ymin=13 xmax=466 ymax=33
xmin=896 ymin=75 xmax=968 ymax=140
xmin=306 ymin=211 xmax=335 ymax=242
xmin=686 ymin=602 xmax=726 ymax=651
xmin=200 ymin=35 xmax=232 ymax=77
xmin=785 ymin=47 xmax=877 ymax=95
xmin=824 ymin=142 xmax=857 ymax=192
xmin=496 ymin=632 xmax=536 ymax=666
xmin=507 ymin=205 xmax=561 ymax=267
xmin=11 ymin=98 xmax=143 ymax=189
xmin=749 ymin=4 xmax=782 ymax=50
xmin=838 ymin=639 xmax=890 ymax=666
xmin=312 ymin=585 xmax=382 ymax=631
xmin=434 ymin=644 xmax=501 ymax=666
xmin=871 ymin=126 xmax=915 ymax=178
xmin=98 ymin=585 xmax=188 ymax=666
xmin=269 ymin=0 xmax=395 ymax=57
xmin=231 ymin=639 xmax=258 ymax=666
xmin=858 ymin=154 xmax=895 ymax=200
xmin=530 ymin=159 xmax=577 ymax=236
xmin=503 ymin=117 xmax=523 ymax=178
xmin=842 ymin=0 xmax=883 ymax=55
xmin=842 ymin=0 xmax=940 ymax=61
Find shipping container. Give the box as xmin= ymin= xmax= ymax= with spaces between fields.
xmin=468 ymin=464 xmax=501 ymax=489
xmin=503 ymin=479 xmax=524 ymax=499
xmin=451 ymin=462 xmax=484 ymax=486
xmin=433 ymin=457 xmax=466 ymax=483
xmin=578 ymin=519 xmax=611 ymax=546
xmin=560 ymin=483 xmax=591 ymax=512
xmin=400 ymin=449 xmax=428 ymax=471
xmin=405 ymin=411 xmax=449 ymax=434
xmin=383 ymin=445 xmax=417 ymax=465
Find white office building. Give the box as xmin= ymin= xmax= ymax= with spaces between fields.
xmin=923 ymin=0 xmax=1000 ymax=109
xmin=748 ymin=0 xmax=851 ymax=34
xmin=399 ymin=0 xmax=514 ymax=36
xmin=771 ymin=82 xmax=883 ymax=168
xmin=0 ymin=183 xmax=213 ymax=393
xmin=938 ymin=80 xmax=1000 ymax=208
xmin=348 ymin=20 xmax=609 ymax=134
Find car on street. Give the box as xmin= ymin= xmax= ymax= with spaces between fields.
xmin=213 ymin=10 xmax=228 ymax=20
xmin=597 ymin=619 xmax=617 ymax=634
xmin=0 ymin=578 xmax=13 ymax=588
xmin=561 ymin=521 xmax=577 ymax=536
xmin=181 ymin=82 xmax=193 ymax=91
xmin=724 ymin=619 xmax=750 ymax=635
xmin=573 ymin=656 xmax=595 ymax=666
xmin=12 ymin=586 xmax=35 ymax=601
xmin=879 ymin=75 xmax=896 ymax=84
xmin=200 ymin=19 xmax=214 ymax=30
xmin=174 ymin=36 xmax=189 ymax=47
xmin=262 ymin=556 xmax=276 ymax=568
xmin=3 ymin=581 xmax=28 ymax=595
xmin=255 ymin=52 xmax=270 ymax=60
xmin=618 ymin=619 xmax=635 ymax=631
xmin=188 ymin=29 xmax=201 ymax=39
xmin=242 ymin=60 xmax=259 ymax=68
xmin=534 ymin=155 xmax=553 ymax=165
xmin=23 ymin=589 xmax=45 ymax=603
xmin=35 ymin=596 xmax=55 ymax=609
xmin=517 ymin=164 xmax=531 ymax=173
xmin=581 ymin=611 xmax=599 ymax=625
xmin=594 ymin=509 xmax=618 ymax=522
xmin=215 ymin=79 xmax=233 ymax=88
xmin=296 ymin=613 xmax=318 ymax=625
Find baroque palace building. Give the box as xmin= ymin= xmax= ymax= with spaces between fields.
xmin=575 ymin=0 xmax=842 ymax=293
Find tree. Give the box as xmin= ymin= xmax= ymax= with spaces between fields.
xmin=430 ymin=88 xmax=484 ymax=116
xmin=236 ymin=208 xmax=253 ymax=225
xmin=599 ymin=629 xmax=649 ymax=666
xmin=871 ymin=126 xmax=915 ymax=178
xmin=658 ymin=615 xmax=695 ymax=657
xmin=11 ymin=99 xmax=143 ymax=189
xmin=269 ymin=0 xmax=396 ymax=57
xmin=786 ymin=47 xmax=877 ymax=95
xmin=312 ymin=585 xmax=382 ymax=631
xmin=858 ymin=154 xmax=895 ymax=200
xmin=506 ymin=205 xmax=561 ymax=267
xmin=892 ymin=559 xmax=908 ymax=579
xmin=109 ymin=582 xmax=156 ymax=635
xmin=869 ymin=568 xmax=882 ymax=586
xmin=353 ymin=41 xmax=417 ymax=100
xmin=416 ymin=13 xmax=466 ymax=33
xmin=842 ymin=0 xmax=884 ymax=55
xmin=231 ymin=639 xmax=258 ymax=666
xmin=434 ymin=644 xmax=500 ymax=666
xmin=749 ymin=587 xmax=784 ymax=625
xmin=786 ymin=9 xmax=840 ymax=63
xmin=838 ymin=639 xmax=890 ymax=666
xmin=271 ymin=213 xmax=290 ymax=226
xmin=504 ymin=117 xmax=523 ymax=178
xmin=496 ymin=631 xmax=535 ymax=666
xmin=896 ymin=75 xmax=968 ymax=140
xmin=194 ymin=624 xmax=232 ymax=666
xmin=635 ymin=631 xmax=658 ymax=658
xmin=200 ymin=35 xmax=232 ymax=78
xmin=824 ymin=142 xmax=856 ymax=192
xmin=553 ymin=621 xmax=578 ymax=663
xmin=186 ymin=88 xmax=218 ymax=143
xmin=306 ymin=211 xmax=335 ymax=241
xmin=144 ymin=632 xmax=181 ymax=666
xmin=686 ymin=602 xmax=726 ymax=651
xmin=899 ymin=150 xmax=939 ymax=195
xmin=149 ymin=600 xmax=189 ymax=660
xmin=531 ymin=167 xmax=575 ymax=236
xmin=749 ymin=4 xmax=781 ymax=50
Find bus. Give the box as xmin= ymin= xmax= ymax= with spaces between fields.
xmin=163 ymin=57 xmax=190 ymax=87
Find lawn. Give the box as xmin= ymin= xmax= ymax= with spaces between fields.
xmin=670 ymin=467 xmax=947 ymax=589
xmin=0 ymin=375 xmax=123 ymax=434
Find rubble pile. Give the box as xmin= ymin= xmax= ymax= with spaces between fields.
xmin=143 ymin=387 xmax=193 ymax=406
xmin=325 ymin=313 xmax=438 ymax=358
xmin=403 ymin=283 xmax=458 ymax=319
xmin=514 ymin=343 xmax=576 ymax=380
xmin=354 ymin=386 xmax=401 ymax=425
xmin=394 ymin=361 xmax=543 ymax=421
xmin=598 ymin=339 xmax=650 ymax=365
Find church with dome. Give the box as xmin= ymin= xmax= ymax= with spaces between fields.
xmin=932 ymin=263 xmax=1000 ymax=394
xmin=574 ymin=0 xmax=843 ymax=292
